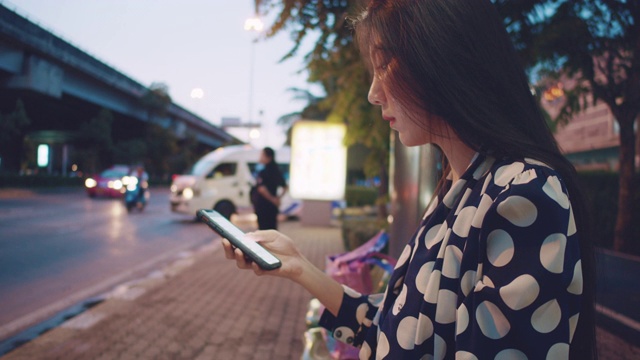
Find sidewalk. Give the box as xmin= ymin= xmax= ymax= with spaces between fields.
xmin=1 ymin=221 xmax=345 ymax=360
xmin=1 ymin=220 xmax=639 ymax=360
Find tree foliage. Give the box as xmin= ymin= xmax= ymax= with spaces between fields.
xmin=75 ymin=108 xmax=115 ymax=174
xmin=0 ymin=99 xmax=31 ymax=171
xmin=256 ymin=0 xmax=389 ymax=216
xmin=140 ymin=82 xmax=172 ymax=119
xmin=494 ymin=0 xmax=640 ymax=252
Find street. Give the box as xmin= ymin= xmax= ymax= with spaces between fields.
xmin=0 ymin=186 xmax=214 ymax=340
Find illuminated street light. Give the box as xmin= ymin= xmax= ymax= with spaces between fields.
xmin=244 ymin=16 xmax=264 ymax=135
xmin=190 ymin=87 xmax=204 ymax=99
xmin=249 ymin=128 xmax=261 ymax=140
xmin=244 ymin=17 xmax=264 ymax=32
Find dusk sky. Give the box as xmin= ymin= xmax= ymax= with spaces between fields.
xmin=3 ymin=0 xmax=320 ymax=147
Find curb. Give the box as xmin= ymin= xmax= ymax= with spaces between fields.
xmin=0 ymin=241 xmax=220 ymax=357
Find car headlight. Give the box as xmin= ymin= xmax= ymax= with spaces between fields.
xmin=127 ymin=183 xmax=137 ymax=191
xmin=108 ymin=180 xmax=123 ymax=190
xmin=85 ymin=178 xmax=97 ymax=188
xmin=183 ymin=187 xmax=194 ymax=200
xmin=170 ymin=184 xmax=177 ymax=193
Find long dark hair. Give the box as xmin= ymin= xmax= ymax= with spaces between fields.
xmin=353 ymin=0 xmax=596 ymax=358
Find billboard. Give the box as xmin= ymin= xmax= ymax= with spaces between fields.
xmin=290 ymin=121 xmax=347 ymax=200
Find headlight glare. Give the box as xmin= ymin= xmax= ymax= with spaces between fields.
xmin=85 ymin=178 xmax=97 ymax=188
xmin=183 ymin=187 xmax=194 ymax=200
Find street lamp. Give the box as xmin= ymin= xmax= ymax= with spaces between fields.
xmin=244 ymin=16 xmax=264 ymax=141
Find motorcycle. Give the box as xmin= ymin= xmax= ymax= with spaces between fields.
xmin=123 ymin=175 xmax=149 ymax=212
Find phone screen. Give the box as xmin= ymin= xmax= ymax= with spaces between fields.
xmin=197 ymin=209 xmax=281 ymax=269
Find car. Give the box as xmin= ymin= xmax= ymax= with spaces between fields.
xmin=84 ymin=165 xmax=131 ymax=198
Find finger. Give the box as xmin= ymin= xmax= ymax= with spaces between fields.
xmin=252 ymin=261 xmax=265 ymax=276
xmin=221 ymin=238 xmax=235 ymax=260
xmin=234 ymin=248 xmax=252 ymax=269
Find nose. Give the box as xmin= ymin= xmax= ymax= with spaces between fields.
xmin=367 ymin=76 xmax=385 ymax=106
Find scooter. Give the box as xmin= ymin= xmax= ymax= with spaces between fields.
xmin=123 ymin=175 xmax=148 ymax=212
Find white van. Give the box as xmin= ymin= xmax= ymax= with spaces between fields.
xmin=170 ymin=145 xmax=299 ymax=219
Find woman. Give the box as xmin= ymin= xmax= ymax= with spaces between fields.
xmin=223 ymin=0 xmax=596 ymax=358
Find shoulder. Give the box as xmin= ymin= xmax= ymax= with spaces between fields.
xmin=482 ymin=158 xmax=569 ymax=204
xmin=476 ymin=158 xmax=574 ymax=235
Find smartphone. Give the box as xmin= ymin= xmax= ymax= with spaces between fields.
xmin=196 ymin=209 xmax=282 ymax=270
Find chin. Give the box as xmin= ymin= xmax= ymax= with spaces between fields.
xmin=398 ymin=134 xmax=428 ymax=147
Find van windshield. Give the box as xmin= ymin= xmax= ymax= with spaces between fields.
xmin=190 ymin=160 xmax=216 ymax=176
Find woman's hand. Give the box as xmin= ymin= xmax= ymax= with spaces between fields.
xmin=221 ymin=229 xmax=345 ymax=316
xmin=221 ymin=230 xmax=306 ymax=280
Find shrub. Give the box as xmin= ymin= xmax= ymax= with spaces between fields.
xmin=0 ymin=173 xmax=83 ymax=188
xmin=577 ymin=171 xmax=640 ymax=254
xmin=345 ymin=185 xmax=378 ymax=207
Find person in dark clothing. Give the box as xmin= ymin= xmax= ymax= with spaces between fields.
xmin=254 ymin=147 xmax=288 ymax=230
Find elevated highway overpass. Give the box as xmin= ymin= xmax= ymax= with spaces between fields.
xmin=0 ymin=4 xmax=239 ymax=174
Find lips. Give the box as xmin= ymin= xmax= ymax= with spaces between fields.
xmin=383 ymin=115 xmax=396 ymax=127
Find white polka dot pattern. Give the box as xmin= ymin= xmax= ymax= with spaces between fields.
xmin=496 ymin=195 xmax=537 ymax=227
xmin=416 ymin=313 xmax=434 ymax=345
xmin=456 ymin=304 xmax=469 ymax=335
xmin=322 ymin=156 xmax=583 ymax=359
xmin=567 ymin=260 xmax=583 ymax=295
xmin=499 ymin=274 xmax=540 ymax=310
xmin=540 ymin=233 xmax=566 ymax=274
xmin=397 ymin=316 xmax=418 ymax=350
xmin=476 ymin=301 xmax=511 ymax=339
xmin=495 ymin=349 xmax=528 ymax=360
xmin=569 ymin=313 xmax=579 ymax=341
xmin=455 ymin=351 xmax=478 ymax=360
xmin=435 ymin=289 xmax=457 ymax=324
xmin=453 ymin=206 xmax=476 ymax=237
xmin=494 ymin=163 xmax=525 ymax=186
xmin=442 ymin=245 xmax=463 ymax=279
xmin=486 ymin=229 xmax=514 ymax=267
xmin=532 ymin=299 xmax=561 ymax=333
xmin=546 ymin=343 xmax=569 ymax=359
xmin=543 ymin=176 xmax=570 ymax=209
xmin=376 ymin=332 xmax=390 ymax=359
xmin=424 ymin=223 xmax=445 ymax=249
xmin=434 ymin=334 xmax=447 ymax=360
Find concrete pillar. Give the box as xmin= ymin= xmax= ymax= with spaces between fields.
xmin=388 ymin=132 xmax=441 ymax=259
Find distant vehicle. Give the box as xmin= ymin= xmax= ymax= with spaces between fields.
xmin=84 ymin=165 xmax=130 ymax=198
xmin=170 ymin=145 xmax=300 ymax=219
xmin=124 ymin=173 xmax=149 ymax=212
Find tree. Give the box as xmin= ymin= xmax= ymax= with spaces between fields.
xmin=494 ymin=0 xmax=640 ymax=252
xmin=256 ymin=0 xmax=390 ymax=218
xmin=144 ymin=123 xmax=179 ymax=180
xmin=75 ymin=108 xmax=114 ymax=174
xmin=0 ymin=99 xmax=31 ymax=172
xmin=277 ymin=87 xmax=331 ymax=145
xmin=140 ymin=82 xmax=172 ymax=121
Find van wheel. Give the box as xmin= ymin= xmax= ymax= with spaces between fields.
xmin=214 ymin=201 xmax=235 ymax=219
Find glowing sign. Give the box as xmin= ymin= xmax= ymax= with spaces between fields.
xmin=37 ymin=144 xmax=49 ymax=167
xmin=290 ymin=121 xmax=347 ymax=200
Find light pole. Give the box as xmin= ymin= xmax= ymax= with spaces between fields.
xmin=244 ymin=16 xmax=264 ymax=144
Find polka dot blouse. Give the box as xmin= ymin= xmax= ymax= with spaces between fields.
xmin=319 ymin=154 xmax=583 ymax=359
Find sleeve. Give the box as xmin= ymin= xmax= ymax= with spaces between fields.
xmin=455 ymin=170 xmax=583 ymax=359
xmin=319 ymin=285 xmax=384 ymax=347
xmin=278 ymin=168 xmax=287 ymax=188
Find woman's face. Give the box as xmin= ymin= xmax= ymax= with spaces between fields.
xmin=367 ymin=51 xmax=443 ymax=147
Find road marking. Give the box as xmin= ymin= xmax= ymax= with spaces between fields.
xmin=596 ymin=303 xmax=640 ymax=332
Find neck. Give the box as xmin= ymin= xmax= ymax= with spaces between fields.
xmin=437 ymin=138 xmax=476 ymax=183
